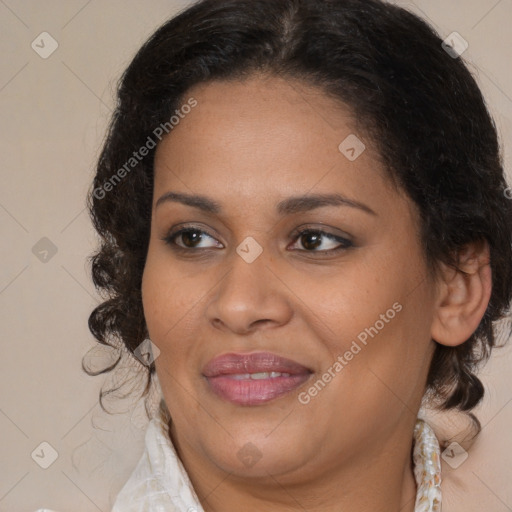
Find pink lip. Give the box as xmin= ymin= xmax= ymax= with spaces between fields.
xmin=202 ymin=352 xmax=312 ymax=406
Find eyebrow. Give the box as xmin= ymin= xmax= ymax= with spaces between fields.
xmin=155 ymin=191 xmax=377 ymax=216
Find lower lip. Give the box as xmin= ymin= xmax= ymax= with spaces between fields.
xmin=205 ymin=374 xmax=311 ymax=405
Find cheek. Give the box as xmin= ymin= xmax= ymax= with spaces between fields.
xmin=142 ymin=247 xmax=200 ymax=337
xmin=298 ymin=255 xmax=415 ymax=344
xmin=141 ymin=253 xmax=199 ymax=397
xmin=307 ymin=246 xmax=434 ymax=386
xmin=141 ymin=247 xmax=219 ymax=393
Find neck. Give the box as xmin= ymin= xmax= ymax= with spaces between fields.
xmin=170 ymin=418 xmax=419 ymax=512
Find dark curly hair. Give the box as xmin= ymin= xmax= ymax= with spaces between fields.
xmin=85 ymin=0 xmax=512 ymax=432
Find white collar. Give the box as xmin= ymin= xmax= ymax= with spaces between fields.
xmin=111 ymin=413 xmax=442 ymax=512
xmin=412 ymin=418 xmax=442 ymax=511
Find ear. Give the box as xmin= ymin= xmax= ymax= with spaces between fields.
xmin=431 ymin=240 xmax=492 ymax=347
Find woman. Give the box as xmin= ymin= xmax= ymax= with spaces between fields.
xmin=85 ymin=0 xmax=512 ymax=510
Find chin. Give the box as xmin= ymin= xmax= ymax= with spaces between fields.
xmin=196 ymin=422 xmax=314 ymax=479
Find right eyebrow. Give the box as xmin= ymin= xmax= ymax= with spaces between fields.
xmin=155 ymin=192 xmax=221 ymax=213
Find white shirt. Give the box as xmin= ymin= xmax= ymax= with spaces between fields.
xmin=36 ymin=409 xmax=442 ymax=512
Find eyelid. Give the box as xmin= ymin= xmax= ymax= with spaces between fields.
xmin=288 ymin=224 xmax=352 ymax=242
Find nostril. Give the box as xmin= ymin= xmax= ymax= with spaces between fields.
xmin=211 ymin=318 xmax=224 ymax=329
xmin=251 ymin=318 xmax=273 ymax=328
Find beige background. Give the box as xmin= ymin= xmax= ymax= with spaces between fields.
xmin=0 ymin=1 xmax=511 ymax=511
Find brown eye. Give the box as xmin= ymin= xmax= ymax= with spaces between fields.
xmin=300 ymin=232 xmax=322 ymax=250
xmin=289 ymin=228 xmax=353 ymax=253
xmin=164 ymin=227 xmax=222 ymax=250
xmin=181 ymin=229 xmax=203 ymax=248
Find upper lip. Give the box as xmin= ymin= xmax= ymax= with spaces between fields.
xmin=202 ymin=352 xmax=312 ymax=377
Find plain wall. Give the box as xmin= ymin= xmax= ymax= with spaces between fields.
xmin=0 ymin=1 xmax=511 ymax=511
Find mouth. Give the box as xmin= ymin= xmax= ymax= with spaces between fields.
xmin=202 ymin=352 xmax=313 ymax=406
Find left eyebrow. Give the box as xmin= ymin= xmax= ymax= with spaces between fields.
xmin=276 ymin=193 xmax=377 ymax=216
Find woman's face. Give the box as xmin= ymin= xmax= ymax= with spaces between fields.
xmin=142 ymin=73 xmax=438 ymax=482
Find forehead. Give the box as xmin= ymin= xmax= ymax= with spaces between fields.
xmin=152 ymin=74 xmax=394 ymax=209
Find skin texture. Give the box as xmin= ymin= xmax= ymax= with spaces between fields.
xmin=141 ymin=73 xmax=492 ymax=512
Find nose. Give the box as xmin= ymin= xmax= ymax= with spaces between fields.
xmin=205 ymin=248 xmax=294 ymax=335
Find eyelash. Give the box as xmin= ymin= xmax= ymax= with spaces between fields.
xmin=162 ymin=225 xmax=353 ymax=255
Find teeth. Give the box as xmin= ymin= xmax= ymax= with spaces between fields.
xmin=229 ymin=372 xmax=291 ymax=380
xmin=231 ymin=373 xmax=251 ymax=380
xmin=251 ymin=372 xmax=271 ymax=380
